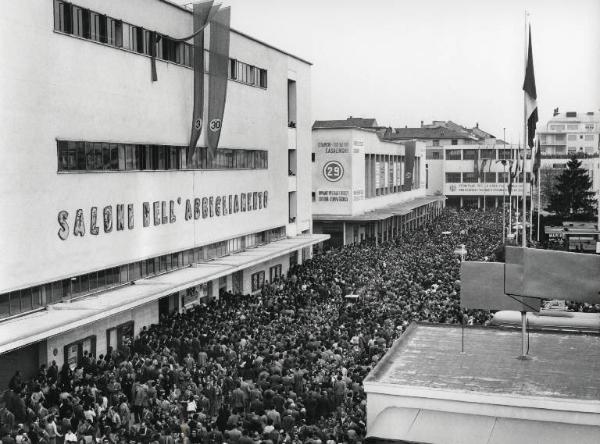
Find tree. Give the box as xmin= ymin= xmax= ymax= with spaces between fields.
xmin=546 ymin=156 xmax=596 ymax=220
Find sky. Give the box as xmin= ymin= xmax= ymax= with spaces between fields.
xmin=176 ymin=0 xmax=600 ymax=143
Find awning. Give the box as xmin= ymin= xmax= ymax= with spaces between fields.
xmin=314 ymin=195 xmax=444 ymax=222
xmin=0 ymin=234 xmax=328 ymax=355
xmin=367 ymin=407 xmax=600 ymax=444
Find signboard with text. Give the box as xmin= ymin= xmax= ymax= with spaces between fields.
xmin=445 ymin=182 xmax=530 ymax=196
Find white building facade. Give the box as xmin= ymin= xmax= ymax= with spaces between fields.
xmin=427 ymin=144 xmax=532 ymax=209
xmin=0 ymin=0 xmax=326 ymax=384
xmin=537 ymin=110 xmax=600 ymax=210
xmin=312 ymin=121 xmax=443 ymax=247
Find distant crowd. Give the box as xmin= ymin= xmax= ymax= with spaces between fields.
xmin=1 ymin=209 xmax=505 ymax=444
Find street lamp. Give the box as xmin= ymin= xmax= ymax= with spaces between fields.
xmin=454 ymin=244 xmax=467 ymax=262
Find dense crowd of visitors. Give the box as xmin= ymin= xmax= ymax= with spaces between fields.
xmin=1 ymin=209 xmax=504 ymax=443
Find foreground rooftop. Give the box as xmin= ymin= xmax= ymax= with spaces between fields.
xmin=365 ymin=323 xmax=600 ymax=401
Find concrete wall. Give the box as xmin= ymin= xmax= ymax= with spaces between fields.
xmin=0 ymin=1 xmax=312 ymax=293
xmin=45 ymin=301 xmax=158 ymax=368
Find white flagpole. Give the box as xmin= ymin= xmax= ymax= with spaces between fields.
xmin=522 ymin=12 xmax=528 ymax=249
xmin=537 ymin=168 xmax=541 ymax=241
xmin=508 ymin=147 xmax=513 ymax=238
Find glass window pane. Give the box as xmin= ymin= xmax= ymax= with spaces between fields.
xmin=9 ymin=291 xmax=21 ymax=315
xmin=110 ymin=144 xmax=119 ymax=170
xmin=21 ymin=288 xmax=33 ymax=311
xmin=88 ymin=272 xmax=97 ymax=291
xmin=102 ymin=143 xmax=110 ymax=169
xmin=97 ymin=269 xmax=105 ymax=288
xmin=120 ymin=265 xmax=128 ymax=283
xmin=125 ymin=145 xmax=134 ymax=170
xmin=52 ymin=281 xmax=63 ymax=302
xmin=0 ymin=293 xmax=11 ymax=318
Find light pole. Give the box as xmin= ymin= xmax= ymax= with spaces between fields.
xmin=454 ymin=244 xmax=467 ymax=262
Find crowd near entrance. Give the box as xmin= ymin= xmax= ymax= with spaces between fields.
xmin=1 ymin=209 xmax=508 ymax=443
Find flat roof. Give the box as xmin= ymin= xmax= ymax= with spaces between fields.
xmin=365 ymin=323 xmax=600 ymax=402
xmin=157 ymin=0 xmax=312 ymax=65
xmin=0 ymin=234 xmax=328 ymax=355
xmin=314 ymin=196 xmax=444 ymax=222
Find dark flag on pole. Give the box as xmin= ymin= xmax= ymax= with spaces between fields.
xmin=206 ymin=7 xmax=231 ymax=159
xmin=187 ymin=1 xmax=216 ymax=165
xmin=532 ymin=138 xmax=541 ymax=183
xmin=523 ymin=25 xmax=538 ymax=149
xmin=150 ymin=32 xmax=162 ymax=82
xmin=508 ymin=152 xmax=520 ymax=196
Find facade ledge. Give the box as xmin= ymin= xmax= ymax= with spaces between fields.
xmin=0 ymin=234 xmax=329 ymax=355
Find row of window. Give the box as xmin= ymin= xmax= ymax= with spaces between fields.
xmin=444 ymin=149 xmax=515 ymax=161
xmin=550 ymin=124 xmax=596 ymax=131
xmin=53 ymin=0 xmax=267 ymax=89
xmin=446 ymin=172 xmax=531 ymax=183
xmin=0 ymin=226 xmax=286 ymax=319
xmin=57 ymin=141 xmax=268 ymax=172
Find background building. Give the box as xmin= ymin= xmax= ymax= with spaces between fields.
xmin=312 ymin=118 xmax=443 ymax=248
xmin=0 ymin=0 xmax=326 ymax=385
xmin=537 ymin=110 xmax=600 ymax=209
xmin=387 ymin=120 xmax=531 ymax=209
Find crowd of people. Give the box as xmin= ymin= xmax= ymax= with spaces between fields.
xmin=1 ymin=209 xmax=505 ymax=444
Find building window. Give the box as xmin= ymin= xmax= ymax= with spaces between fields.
xmin=445 ymin=172 xmax=461 ymax=183
xmin=446 ymin=150 xmax=461 ymax=160
xmin=57 ymin=141 xmax=267 ymax=172
xmin=462 ymin=172 xmax=478 ymax=183
xmin=311 ymin=192 xmax=315 ymax=202
xmin=497 ymin=149 xmax=512 ymax=160
xmin=484 ymin=172 xmax=496 ymax=183
xmin=462 ymin=150 xmax=477 ymax=160
xmin=451 ymin=139 xmax=458 ymax=145
xmin=251 ymin=271 xmax=265 ymax=292
xmin=53 ymin=1 xmax=267 ymax=87
xmin=258 ymin=69 xmax=268 ymax=88
xmin=432 ymin=140 xmax=440 ymax=147
xmin=480 ymin=149 xmax=495 ymax=159
xmin=497 ymin=172 xmax=509 ymax=183
xmin=269 ymin=264 xmax=282 ymax=282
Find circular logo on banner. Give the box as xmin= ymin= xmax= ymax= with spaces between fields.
xmin=194 ymin=118 xmax=203 ymax=130
xmin=323 ymin=161 xmax=344 ymax=182
xmin=449 ymin=184 xmax=457 ymax=192
xmin=209 ymin=119 xmax=222 ymax=132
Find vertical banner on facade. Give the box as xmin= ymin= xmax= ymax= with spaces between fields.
xmin=207 ymin=7 xmax=231 ymax=159
xmin=375 ymin=161 xmax=380 ymax=189
xmin=403 ymin=143 xmax=415 ymax=190
xmin=187 ymin=1 xmax=215 ymax=165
